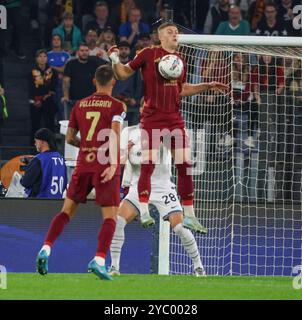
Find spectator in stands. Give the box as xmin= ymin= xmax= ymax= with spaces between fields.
xmin=196 ymin=51 xmax=232 ymax=147
xmin=97 ymin=26 xmax=117 ymax=52
xmin=150 ymin=28 xmax=160 ymax=45
xmin=43 ymin=0 xmax=81 ymax=49
xmin=3 ymin=0 xmax=26 ymax=59
xmin=215 ymin=4 xmax=250 ymax=35
xmin=232 ymin=53 xmax=260 ymax=148
xmin=83 ymin=1 xmax=118 ymax=36
xmin=255 ymin=2 xmax=288 ymax=36
xmin=286 ymin=59 xmax=302 ymax=107
xmin=85 ymin=29 xmax=109 ymax=61
xmin=134 ymin=32 xmax=151 ymax=55
xmin=115 ymin=0 xmax=137 ymax=25
xmin=248 ymin=0 xmax=266 ymax=32
xmin=119 ymin=7 xmax=150 ymax=47
xmin=112 ymin=41 xmax=143 ymax=126
xmin=276 ymin=0 xmax=300 ymax=36
xmin=52 ymin=12 xmax=82 ymax=55
xmin=256 ymin=55 xmax=285 ymax=199
xmin=20 ymin=128 xmax=67 ymax=199
xmin=204 ymin=0 xmax=230 ymax=34
xmin=29 ymin=49 xmax=58 ymax=144
xmin=47 ymin=34 xmax=71 ymax=121
xmin=62 ymin=43 xmax=107 ymax=118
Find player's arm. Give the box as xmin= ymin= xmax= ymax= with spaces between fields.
xmin=66 ymin=127 xmax=80 ymax=148
xmin=108 ymin=46 xmax=148 ymax=81
xmin=101 ymin=121 xmax=121 ymax=183
xmin=180 ymin=82 xmax=229 ymax=97
xmin=107 ymin=46 xmax=134 ymax=80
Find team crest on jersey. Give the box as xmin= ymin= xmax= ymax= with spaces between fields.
xmin=86 ymin=152 xmax=96 ymax=163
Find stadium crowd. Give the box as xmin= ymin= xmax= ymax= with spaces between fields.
xmin=1 ymin=0 xmax=302 ymax=199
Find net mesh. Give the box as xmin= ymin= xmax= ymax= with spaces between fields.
xmin=169 ymin=43 xmax=302 ymax=276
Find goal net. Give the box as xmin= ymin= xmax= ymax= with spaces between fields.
xmin=167 ymin=35 xmax=302 ymax=276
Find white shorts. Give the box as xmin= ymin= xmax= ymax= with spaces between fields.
xmin=124 ymin=184 xmax=183 ymax=220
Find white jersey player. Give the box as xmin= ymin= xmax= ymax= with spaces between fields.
xmin=109 ymin=124 xmax=206 ymax=277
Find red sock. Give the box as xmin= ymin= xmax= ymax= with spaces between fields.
xmin=96 ymin=218 xmax=116 ymax=258
xmin=176 ymin=163 xmax=194 ymax=205
xmin=44 ymin=212 xmax=70 ymax=247
xmin=137 ymin=162 xmax=155 ymax=203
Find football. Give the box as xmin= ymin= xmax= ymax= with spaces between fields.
xmin=158 ymin=54 xmax=184 ymax=80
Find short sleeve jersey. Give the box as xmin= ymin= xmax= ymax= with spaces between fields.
xmin=128 ymin=46 xmax=186 ymax=115
xmin=68 ymin=93 xmax=126 ymax=173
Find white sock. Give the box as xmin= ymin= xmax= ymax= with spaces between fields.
xmin=139 ymin=202 xmax=150 ymax=216
xmin=110 ymin=216 xmax=127 ymax=271
xmin=173 ymin=223 xmax=203 ymax=270
xmin=183 ymin=205 xmax=195 ymax=218
xmin=41 ymin=245 xmax=51 ymax=256
xmin=94 ymin=256 xmax=105 ymax=266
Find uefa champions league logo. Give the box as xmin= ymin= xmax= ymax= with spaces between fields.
xmin=293 ymin=5 xmax=302 ymax=30
xmin=0 ymin=265 xmax=7 ymax=290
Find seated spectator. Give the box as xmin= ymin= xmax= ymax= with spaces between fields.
xmin=255 ymin=2 xmax=288 ymax=36
xmin=248 ymin=0 xmax=266 ymax=32
xmin=20 ymin=128 xmax=67 ymax=199
xmin=215 ymin=5 xmax=250 ymax=35
xmin=43 ymin=0 xmax=79 ymax=48
xmin=119 ymin=7 xmax=150 ymax=48
xmin=62 ymin=43 xmax=107 ymax=118
xmin=112 ymin=41 xmax=143 ymax=126
xmin=150 ymin=28 xmax=160 ymax=45
xmin=52 ymin=12 xmax=82 ymax=55
xmin=85 ymin=29 xmax=109 ymax=61
xmin=134 ymin=32 xmax=151 ymax=55
xmin=203 ymin=0 xmax=230 ymax=34
xmin=115 ymin=0 xmax=137 ymax=24
xmin=286 ymin=59 xmax=302 ymax=107
xmin=97 ymin=26 xmax=117 ymax=52
xmin=83 ymin=1 xmax=118 ymax=36
xmin=29 ymin=49 xmax=58 ymax=144
xmin=47 ymin=34 xmax=71 ymax=121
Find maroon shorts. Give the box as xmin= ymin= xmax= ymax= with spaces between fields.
xmin=66 ymin=170 xmax=120 ymax=207
xmin=140 ymin=126 xmax=190 ymax=151
xmin=140 ymin=111 xmax=189 ymax=151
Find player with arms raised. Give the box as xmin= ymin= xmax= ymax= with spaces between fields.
xmin=108 ymin=22 xmax=228 ymax=233
xmin=35 ymin=65 xmax=126 ymax=280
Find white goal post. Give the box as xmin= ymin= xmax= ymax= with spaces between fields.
xmin=158 ymin=35 xmax=302 ymax=276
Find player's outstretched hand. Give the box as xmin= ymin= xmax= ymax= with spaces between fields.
xmin=108 ymin=46 xmax=120 ymax=64
xmin=209 ymin=81 xmax=229 ymax=93
xmin=101 ymin=165 xmax=117 ymax=183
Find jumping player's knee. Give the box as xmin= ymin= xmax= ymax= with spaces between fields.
xmin=168 ymin=212 xmax=183 ymax=228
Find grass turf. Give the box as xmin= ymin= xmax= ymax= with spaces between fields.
xmin=0 ymin=273 xmax=301 ymax=300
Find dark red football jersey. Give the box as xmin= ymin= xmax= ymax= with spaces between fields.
xmin=68 ymin=93 xmax=126 ymax=173
xmin=128 ymin=46 xmax=187 ymax=117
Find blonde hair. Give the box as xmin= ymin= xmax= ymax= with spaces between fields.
xmin=97 ymin=30 xmax=116 ymax=49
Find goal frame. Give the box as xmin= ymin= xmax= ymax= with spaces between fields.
xmin=158 ymin=34 xmax=302 ymax=276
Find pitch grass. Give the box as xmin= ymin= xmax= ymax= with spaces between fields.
xmin=0 ymin=273 xmax=301 ymax=300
